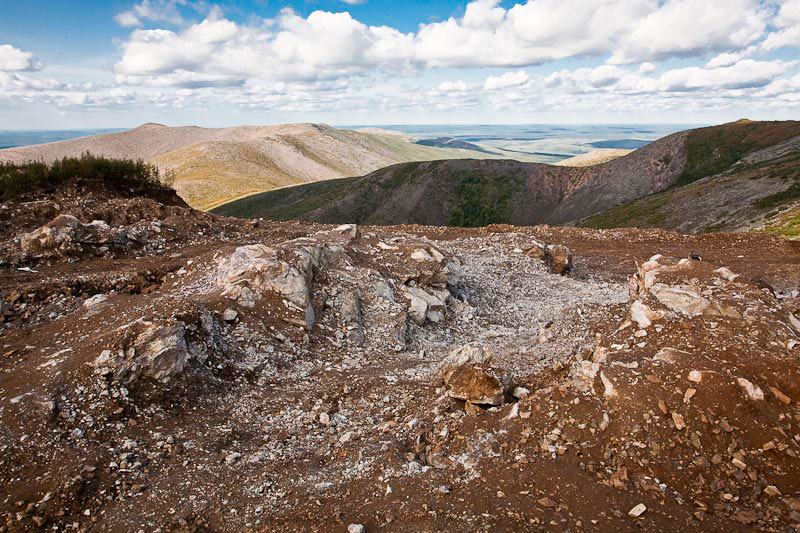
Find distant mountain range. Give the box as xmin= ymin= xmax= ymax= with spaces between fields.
xmin=0 ymin=123 xmax=533 ymax=210
xmin=213 ymin=120 xmax=800 ymax=239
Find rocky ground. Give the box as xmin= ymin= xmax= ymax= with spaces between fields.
xmin=1 ymin=183 xmax=800 ymax=532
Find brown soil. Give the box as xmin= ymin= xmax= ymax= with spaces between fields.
xmin=1 ymin=184 xmax=799 ymax=533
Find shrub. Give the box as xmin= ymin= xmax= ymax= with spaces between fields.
xmin=0 ymin=152 xmax=173 ymax=199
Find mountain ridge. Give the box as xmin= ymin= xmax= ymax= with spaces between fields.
xmin=214 ymin=120 xmax=800 ymax=231
xmin=0 ymin=123 xmax=527 ymax=210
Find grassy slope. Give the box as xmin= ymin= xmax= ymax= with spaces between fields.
xmin=581 ymin=120 xmax=800 ymax=237
xmin=211 ymin=160 xmax=530 ymax=227
xmin=157 ymin=131 xmax=534 ymax=211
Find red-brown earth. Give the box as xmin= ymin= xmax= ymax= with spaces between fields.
xmin=1 ymin=182 xmax=799 ymax=532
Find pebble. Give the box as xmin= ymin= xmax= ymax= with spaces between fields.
xmin=628 ymin=503 xmax=647 ymax=517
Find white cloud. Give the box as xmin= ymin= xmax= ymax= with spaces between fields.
xmin=113 ymin=0 xmax=792 ymax=90
xmin=484 ymin=70 xmax=529 ymax=90
xmin=114 ymin=0 xmax=190 ymax=28
xmin=757 ymin=0 xmax=800 ymax=52
xmin=114 ymin=8 xmax=415 ymax=85
xmin=437 ymin=80 xmax=469 ymax=91
xmin=0 ymin=44 xmax=43 ymax=72
xmin=4 ymin=0 xmax=800 ymax=124
xmin=638 ymin=62 xmax=656 ymax=74
xmin=608 ymin=0 xmax=768 ymax=64
xmin=658 ymin=59 xmax=791 ymax=91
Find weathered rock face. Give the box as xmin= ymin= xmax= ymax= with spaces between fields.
xmin=94 ymin=320 xmax=191 ymax=384
xmin=216 ymin=244 xmax=318 ymax=329
xmin=402 ymin=286 xmax=447 ymax=326
xmin=439 ymin=345 xmax=511 ymax=406
xmin=93 ymin=311 xmax=222 ymax=385
xmin=20 ymin=214 xmax=127 ymax=257
xmin=340 ymin=288 xmax=366 ymax=346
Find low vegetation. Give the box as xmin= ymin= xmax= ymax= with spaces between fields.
xmin=0 ymin=153 xmax=174 ymax=199
xmin=212 ymin=176 xmax=359 ymax=220
xmin=447 ymin=170 xmax=521 ymax=227
xmin=677 ymin=120 xmax=800 ymax=186
xmin=754 ymin=181 xmax=800 ymax=209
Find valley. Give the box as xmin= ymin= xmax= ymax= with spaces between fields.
xmin=214 ymin=120 xmax=800 ymax=239
xmin=0 ymin=123 xmax=532 ymax=211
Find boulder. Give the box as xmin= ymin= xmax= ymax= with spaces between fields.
xmin=627 ymin=300 xmax=662 ymax=329
xmin=571 ymin=360 xmax=600 ymax=394
xmin=94 ymin=320 xmax=192 ymax=384
xmin=21 ymin=214 xmax=127 ymax=257
xmin=526 ymin=241 xmax=573 ymax=275
xmin=83 ymin=294 xmax=110 ymax=317
xmin=545 ymin=245 xmax=573 ymax=275
xmin=402 ymin=286 xmax=447 ymax=326
xmin=21 ymin=214 xmax=81 ymax=256
xmin=649 ymin=284 xmax=711 ymax=316
xmin=439 ymin=345 xmax=510 ymax=406
xmin=216 ymin=244 xmax=317 ymax=329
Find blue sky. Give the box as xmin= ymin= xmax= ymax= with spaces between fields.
xmin=0 ymin=0 xmax=799 ymax=129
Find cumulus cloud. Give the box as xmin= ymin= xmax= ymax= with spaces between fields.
xmin=484 ymin=70 xmax=529 ymax=90
xmin=114 ymin=8 xmax=415 ymax=85
xmin=757 ymin=0 xmax=800 ymax=52
xmin=607 ymin=0 xmax=768 ymax=64
xmin=113 ymin=0 xmax=794 ymax=89
xmin=5 ymin=0 xmax=800 ymax=120
xmin=0 ymin=44 xmax=43 ymax=72
xmin=437 ymin=80 xmax=469 ymax=92
xmin=658 ymin=59 xmax=791 ymax=91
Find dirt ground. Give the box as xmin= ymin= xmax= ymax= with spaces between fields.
xmin=1 ymin=184 xmax=799 ymax=532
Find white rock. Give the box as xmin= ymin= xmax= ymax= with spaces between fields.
xmin=628 ymin=503 xmax=647 ymax=517
xmin=600 ymin=371 xmax=618 ymax=399
xmin=411 ymin=248 xmax=434 ymax=262
xmin=83 ymin=294 xmax=109 ymax=316
xmin=439 ymin=344 xmax=491 ymax=383
xmin=222 ymin=308 xmax=238 ymax=322
xmin=571 ymin=360 xmax=600 ymax=394
xmin=225 ymin=452 xmax=241 ymax=465
xmin=650 ymin=284 xmax=711 ymax=317
xmin=714 ymin=267 xmax=739 ymax=282
xmin=347 ymin=525 xmax=365 ymax=533
xmin=512 ymin=386 xmax=530 ymax=400
xmin=629 ymin=300 xmax=654 ymax=328
xmin=736 ymin=377 xmax=764 ymax=401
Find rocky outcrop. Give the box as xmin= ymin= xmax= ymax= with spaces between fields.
xmin=20 ymin=214 xmax=127 ymax=257
xmin=94 ymin=320 xmax=192 ymax=384
xmin=216 ymin=243 xmax=319 ymax=329
xmin=93 ymin=310 xmax=222 ymax=385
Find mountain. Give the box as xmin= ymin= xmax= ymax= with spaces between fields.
xmin=581 ymin=121 xmax=800 ymax=239
xmin=0 ymin=123 xmax=520 ymax=211
xmin=214 ymin=120 xmax=800 ymax=231
xmin=213 ymin=126 xmax=689 ymax=224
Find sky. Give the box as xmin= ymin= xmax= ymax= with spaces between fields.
xmin=0 ymin=0 xmax=799 ymax=129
